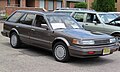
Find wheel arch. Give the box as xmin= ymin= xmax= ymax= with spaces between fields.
xmin=52 ymin=37 xmax=70 ymax=48
xmin=9 ymin=28 xmax=19 ymax=38
xmin=111 ymin=31 xmax=120 ymax=36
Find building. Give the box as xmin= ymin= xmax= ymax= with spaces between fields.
xmin=0 ymin=0 xmax=86 ymax=11
xmin=0 ymin=0 xmax=120 ymax=12
xmin=116 ymin=0 xmax=120 ymax=11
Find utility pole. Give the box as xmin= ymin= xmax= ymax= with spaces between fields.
xmin=62 ymin=0 xmax=66 ymax=8
xmin=87 ymin=0 xmax=90 ymax=9
xmin=20 ymin=0 xmax=22 ymax=7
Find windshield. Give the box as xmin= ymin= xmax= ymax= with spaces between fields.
xmin=47 ymin=15 xmax=82 ymax=30
xmin=99 ymin=14 xmax=117 ymax=23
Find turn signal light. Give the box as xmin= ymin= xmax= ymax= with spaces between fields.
xmin=72 ymin=39 xmax=79 ymax=44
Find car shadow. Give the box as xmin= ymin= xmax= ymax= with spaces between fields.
xmin=19 ymin=45 xmax=53 ymax=57
xmin=20 ymin=45 xmax=114 ymax=66
xmin=68 ymin=56 xmax=114 ymax=67
xmin=1 ymin=42 xmax=11 ymax=47
xmin=1 ymin=42 xmax=114 ymax=66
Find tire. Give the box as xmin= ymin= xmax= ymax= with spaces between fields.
xmin=113 ymin=34 xmax=120 ymax=51
xmin=10 ymin=32 xmax=21 ymax=48
xmin=53 ymin=42 xmax=70 ymax=62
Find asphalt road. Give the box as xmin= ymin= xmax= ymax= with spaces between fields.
xmin=0 ymin=22 xmax=120 ymax=72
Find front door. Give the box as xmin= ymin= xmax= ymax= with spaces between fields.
xmin=83 ymin=13 xmax=104 ymax=32
xmin=30 ymin=15 xmax=52 ymax=49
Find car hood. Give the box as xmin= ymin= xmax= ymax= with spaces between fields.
xmin=62 ymin=29 xmax=112 ymax=39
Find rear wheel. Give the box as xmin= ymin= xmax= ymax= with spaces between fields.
xmin=10 ymin=32 xmax=21 ymax=48
xmin=53 ymin=42 xmax=70 ymax=62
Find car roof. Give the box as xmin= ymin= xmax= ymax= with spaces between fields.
xmin=16 ymin=10 xmax=68 ymax=16
xmin=54 ymin=9 xmax=114 ymax=14
xmin=54 ymin=9 xmax=96 ymax=13
xmin=109 ymin=12 xmax=120 ymax=13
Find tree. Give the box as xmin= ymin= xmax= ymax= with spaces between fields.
xmin=92 ymin=0 xmax=115 ymax=12
xmin=74 ymin=2 xmax=87 ymax=8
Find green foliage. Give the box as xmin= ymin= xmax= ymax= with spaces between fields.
xmin=3 ymin=14 xmax=8 ymax=19
xmin=92 ymin=0 xmax=115 ymax=12
xmin=74 ymin=2 xmax=87 ymax=8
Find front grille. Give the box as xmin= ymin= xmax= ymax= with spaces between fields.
xmin=95 ymin=39 xmax=110 ymax=45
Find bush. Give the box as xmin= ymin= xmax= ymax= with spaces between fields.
xmin=92 ymin=0 xmax=115 ymax=12
xmin=3 ymin=14 xmax=8 ymax=19
xmin=74 ymin=2 xmax=87 ymax=8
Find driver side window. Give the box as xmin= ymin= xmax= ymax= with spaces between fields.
xmin=86 ymin=14 xmax=100 ymax=23
xmin=35 ymin=15 xmax=48 ymax=29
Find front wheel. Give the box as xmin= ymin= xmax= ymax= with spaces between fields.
xmin=53 ymin=42 xmax=70 ymax=62
xmin=113 ymin=34 xmax=120 ymax=51
xmin=10 ymin=32 xmax=21 ymax=48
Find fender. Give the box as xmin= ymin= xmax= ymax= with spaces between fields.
xmin=10 ymin=28 xmax=19 ymax=36
xmin=110 ymin=31 xmax=120 ymax=35
xmin=54 ymin=37 xmax=70 ymax=46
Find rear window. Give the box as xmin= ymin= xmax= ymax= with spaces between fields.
xmin=7 ymin=12 xmax=24 ymax=23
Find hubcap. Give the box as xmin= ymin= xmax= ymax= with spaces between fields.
xmin=55 ymin=45 xmax=66 ymax=60
xmin=11 ymin=34 xmax=17 ymax=46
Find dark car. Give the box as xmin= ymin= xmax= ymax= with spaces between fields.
xmin=1 ymin=10 xmax=119 ymax=62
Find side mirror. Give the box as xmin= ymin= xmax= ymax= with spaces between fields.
xmin=41 ymin=24 xmax=49 ymax=30
xmin=93 ymin=21 xmax=97 ymax=25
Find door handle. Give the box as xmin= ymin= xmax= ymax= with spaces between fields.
xmin=85 ymin=24 xmax=88 ymax=25
xmin=31 ymin=29 xmax=35 ymax=31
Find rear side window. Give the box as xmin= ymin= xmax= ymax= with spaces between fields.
xmin=19 ymin=14 xmax=36 ymax=25
xmin=7 ymin=12 xmax=24 ymax=23
xmin=73 ymin=12 xmax=85 ymax=22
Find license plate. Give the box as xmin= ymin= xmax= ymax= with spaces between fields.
xmin=103 ymin=48 xmax=110 ymax=55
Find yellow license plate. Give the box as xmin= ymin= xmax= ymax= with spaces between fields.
xmin=103 ymin=48 xmax=110 ymax=55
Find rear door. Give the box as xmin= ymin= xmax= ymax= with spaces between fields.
xmin=18 ymin=13 xmax=36 ymax=43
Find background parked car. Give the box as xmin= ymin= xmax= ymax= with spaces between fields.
xmin=109 ymin=12 xmax=120 ymax=16
xmin=54 ymin=8 xmax=120 ymax=43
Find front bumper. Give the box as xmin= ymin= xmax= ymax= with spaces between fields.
xmin=69 ymin=44 xmax=119 ymax=58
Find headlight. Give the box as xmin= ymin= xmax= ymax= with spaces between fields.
xmin=72 ymin=39 xmax=95 ymax=45
xmin=110 ymin=38 xmax=116 ymax=43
